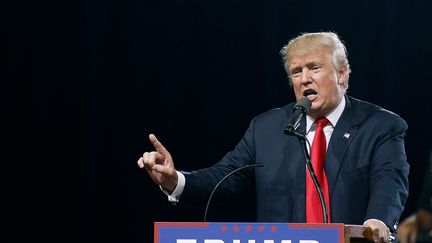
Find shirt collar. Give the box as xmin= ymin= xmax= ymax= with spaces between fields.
xmin=306 ymin=96 xmax=346 ymax=133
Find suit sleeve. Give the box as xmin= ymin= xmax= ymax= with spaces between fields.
xmin=180 ymin=117 xmax=257 ymax=204
xmin=365 ymin=116 xmax=410 ymax=232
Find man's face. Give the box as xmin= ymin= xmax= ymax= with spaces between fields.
xmin=286 ymin=48 xmax=348 ymax=119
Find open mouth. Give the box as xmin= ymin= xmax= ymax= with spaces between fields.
xmin=303 ymin=89 xmax=318 ymax=99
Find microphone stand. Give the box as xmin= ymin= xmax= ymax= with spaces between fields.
xmin=284 ymin=128 xmax=329 ymax=224
xmin=203 ymin=163 xmax=264 ymax=222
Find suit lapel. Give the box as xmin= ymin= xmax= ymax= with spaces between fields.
xmin=326 ymin=96 xmax=361 ymax=200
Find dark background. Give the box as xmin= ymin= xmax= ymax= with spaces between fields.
xmin=3 ymin=0 xmax=432 ymax=242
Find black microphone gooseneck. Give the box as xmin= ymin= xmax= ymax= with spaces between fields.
xmin=284 ymin=97 xmax=329 ymax=224
xmin=203 ymin=163 xmax=264 ymax=222
xmin=298 ymin=134 xmax=329 ymax=224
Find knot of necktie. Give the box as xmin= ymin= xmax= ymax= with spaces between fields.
xmin=315 ymin=117 xmax=329 ymax=129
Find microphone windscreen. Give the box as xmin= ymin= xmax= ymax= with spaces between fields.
xmin=293 ymin=97 xmax=312 ymax=114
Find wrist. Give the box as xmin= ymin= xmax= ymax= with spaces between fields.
xmin=163 ymin=171 xmax=179 ymax=193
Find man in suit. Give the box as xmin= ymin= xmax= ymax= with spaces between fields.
xmin=138 ymin=32 xmax=409 ymax=243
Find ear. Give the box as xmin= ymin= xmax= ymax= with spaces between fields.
xmin=337 ymin=64 xmax=348 ymax=85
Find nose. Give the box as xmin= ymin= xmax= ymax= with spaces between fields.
xmin=300 ymin=69 xmax=312 ymax=84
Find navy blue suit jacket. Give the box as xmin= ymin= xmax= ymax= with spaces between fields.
xmin=182 ymin=96 xmax=409 ymax=231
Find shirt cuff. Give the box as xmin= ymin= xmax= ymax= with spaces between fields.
xmin=160 ymin=171 xmax=185 ymax=204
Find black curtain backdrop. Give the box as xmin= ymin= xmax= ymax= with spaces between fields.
xmin=3 ymin=0 xmax=432 ymax=242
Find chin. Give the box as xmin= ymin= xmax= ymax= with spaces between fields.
xmin=310 ymin=103 xmax=319 ymax=111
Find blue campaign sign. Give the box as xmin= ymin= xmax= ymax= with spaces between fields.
xmin=154 ymin=222 xmax=344 ymax=243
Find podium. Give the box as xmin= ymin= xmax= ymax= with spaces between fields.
xmin=154 ymin=222 xmax=373 ymax=243
xmin=344 ymin=225 xmax=373 ymax=243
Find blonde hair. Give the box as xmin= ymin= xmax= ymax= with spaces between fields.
xmin=280 ymin=32 xmax=351 ymax=91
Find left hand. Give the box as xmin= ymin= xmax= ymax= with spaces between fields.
xmin=364 ymin=219 xmax=391 ymax=243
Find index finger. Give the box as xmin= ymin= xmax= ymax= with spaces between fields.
xmin=149 ymin=134 xmax=169 ymax=154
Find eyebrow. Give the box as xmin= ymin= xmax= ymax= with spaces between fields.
xmin=289 ymin=61 xmax=322 ymax=74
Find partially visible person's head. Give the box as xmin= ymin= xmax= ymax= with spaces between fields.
xmin=280 ymin=32 xmax=352 ymax=118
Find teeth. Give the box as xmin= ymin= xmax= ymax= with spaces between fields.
xmin=307 ymin=94 xmax=316 ymax=99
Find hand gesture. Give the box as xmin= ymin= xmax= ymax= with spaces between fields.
xmin=137 ymin=134 xmax=178 ymax=193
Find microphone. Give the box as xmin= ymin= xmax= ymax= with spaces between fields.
xmin=283 ymin=97 xmax=329 ymax=223
xmin=284 ymin=97 xmax=312 ymax=134
xmin=203 ymin=163 xmax=264 ymax=222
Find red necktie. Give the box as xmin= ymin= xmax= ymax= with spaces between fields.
xmin=306 ymin=117 xmax=331 ymax=223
